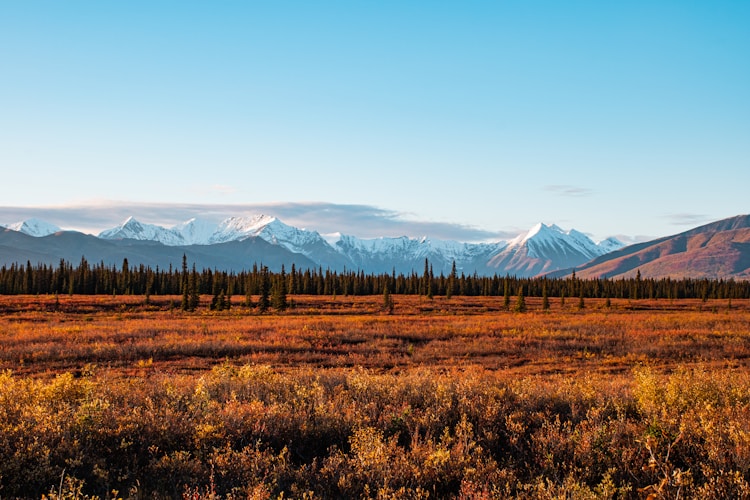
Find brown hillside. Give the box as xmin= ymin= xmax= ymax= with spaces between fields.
xmin=573 ymin=215 xmax=750 ymax=280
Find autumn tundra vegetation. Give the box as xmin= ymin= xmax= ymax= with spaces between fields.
xmin=1 ymin=261 xmax=750 ymax=498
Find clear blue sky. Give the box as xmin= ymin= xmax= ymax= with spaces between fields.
xmin=1 ymin=1 xmax=748 ymax=241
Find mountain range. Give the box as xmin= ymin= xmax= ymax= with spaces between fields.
xmin=1 ymin=215 xmax=623 ymax=277
xmin=3 ymin=214 xmax=750 ymax=279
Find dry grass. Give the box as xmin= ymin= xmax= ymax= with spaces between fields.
xmin=1 ymin=295 xmax=750 ymax=498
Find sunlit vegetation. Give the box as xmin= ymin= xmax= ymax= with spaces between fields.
xmin=1 ymin=294 xmax=750 ymax=498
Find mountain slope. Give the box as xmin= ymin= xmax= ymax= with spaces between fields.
xmin=5 ymin=218 xmax=61 ymax=237
xmin=0 ymin=228 xmax=315 ymax=272
xmin=98 ymin=217 xmax=188 ymax=245
xmin=485 ymin=223 xmax=623 ymax=277
xmin=333 ymin=235 xmax=502 ymax=275
xmin=567 ymin=215 xmax=750 ymax=280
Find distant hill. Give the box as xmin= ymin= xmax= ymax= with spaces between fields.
xmin=556 ymin=215 xmax=750 ymax=280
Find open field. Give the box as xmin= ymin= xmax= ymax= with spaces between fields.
xmin=2 ymin=295 xmax=750 ymax=498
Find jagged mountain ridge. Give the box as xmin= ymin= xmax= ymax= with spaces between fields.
xmin=3 ymin=215 xmax=625 ymax=276
xmin=3 ymin=218 xmax=61 ymax=237
xmin=485 ymin=223 xmax=622 ymax=277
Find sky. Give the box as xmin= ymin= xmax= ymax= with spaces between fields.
xmin=1 ymin=1 xmax=748 ymax=242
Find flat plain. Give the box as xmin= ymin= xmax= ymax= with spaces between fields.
xmin=2 ymin=294 xmax=750 ymax=498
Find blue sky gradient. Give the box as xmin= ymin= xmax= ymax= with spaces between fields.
xmin=1 ymin=1 xmax=748 ymax=241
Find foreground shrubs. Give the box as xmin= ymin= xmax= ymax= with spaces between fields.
xmin=2 ymin=365 xmax=750 ymax=498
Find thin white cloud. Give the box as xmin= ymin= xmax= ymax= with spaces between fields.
xmin=0 ymin=201 xmax=512 ymax=242
xmin=544 ymin=185 xmax=594 ymax=197
xmin=662 ymin=213 xmax=711 ymax=226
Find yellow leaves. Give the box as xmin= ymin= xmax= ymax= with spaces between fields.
xmin=425 ymin=447 xmax=450 ymax=469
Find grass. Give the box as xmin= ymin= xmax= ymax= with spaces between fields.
xmin=1 ymin=294 xmax=750 ymax=498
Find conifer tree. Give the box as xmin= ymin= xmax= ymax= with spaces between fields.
xmin=446 ymin=261 xmax=457 ymax=299
xmin=272 ymin=266 xmax=288 ymax=311
xmin=188 ymin=264 xmax=200 ymax=311
xmin=542 ymin=283 xmax=550 ymax=310
xmin=258 ymin=266 xmax=270 ymax=313
xmin=272 ymin=275 xmax=288 ymax=311
xmin=181 ymin=254 xmax=190 ymax=311
xmin=383 ymin=285 xmax=394 ymax=314
xmin=514 ymin=287 xmax=526 ymax=313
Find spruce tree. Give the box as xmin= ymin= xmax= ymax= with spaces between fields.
xmin=542 ymin=284 xmax=550 ymax=310
xmin=383 ymin=285 xmax=394 ymax=314
xmin=181 ymin=254 xmax=190 ymax=311
xmin=272 ymin=274 xmax=288 ymax=311
xmin=257 ymin=267 xmax=270 ymax=313
xmin=446 ymin=261 xmax=457 ymax=299
xmin=514 ymin=287 xmax=526 ymax=313
xmin=188 ymin=264 xmax=200 ymax=311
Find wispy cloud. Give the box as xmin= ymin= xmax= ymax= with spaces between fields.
xmin=543 ymin=185 xmax=594 ymax=197
xmin=662 ymin=213 xmax=711 ymax=226
xmin=0 ymin=201 xmax=511 ymax=242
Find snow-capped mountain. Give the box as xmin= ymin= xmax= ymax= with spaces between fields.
xmin=98 ymin=217 xmax=187 ymax=246
xmin=333 ymin=234 xmax=503 ymax=275
xmin=486 ymin=223 xmax=624 ymax=276
xmin=172 ymin=218 xmax=217 ymax=245
xmin=5 ymin=218 xmax=61 ymax=237
xmin=208 ymin=215 xmax=328 ymax=253
xmin=596 ymin=236 xmax=626 ymax=254
xmin=208 ymin=216 xmax=351 ymax=267
xmin=13 ymin=216 xmax=626 ymax=276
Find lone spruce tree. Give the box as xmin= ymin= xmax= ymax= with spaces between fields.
xmin=542 ymin=283 xmax=550 ymax=311
xmin=383 ymin=285 xmax=394 ymax=314
xmin=181 ymin=254 xmax=190 ymax=311
xmin=514 ymin=287 xmax=526 ymax=313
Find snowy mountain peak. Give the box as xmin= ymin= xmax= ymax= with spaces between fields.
xmin=172 ymin=218 xmax=217 ymax=246
xmin=596 ymin=236 xmax=625 ymax=253
xmin=210 ymin=215 xmax=280 ymax=244
xmin=512 ymin=222 xmax=557 ymax=246
xmin=99 ymin=217 xmax=186 ymax=245
xmin=6 ymin=218 xmax=61 ymax=237
xmin=526 ymin=222 xmax=546 ymax=240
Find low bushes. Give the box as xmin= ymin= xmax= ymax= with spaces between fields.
xmin=2 ymin=364 xmax=750 ymax=498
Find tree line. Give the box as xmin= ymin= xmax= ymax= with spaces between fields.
xmin=0 ymin=257 xmax=748 ymax=302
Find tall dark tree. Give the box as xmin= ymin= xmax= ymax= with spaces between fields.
xmin=272 ymin=266 xmax=288 ymax=311
xmin=383 ymin=284 xmax=394 ymax=314
xmin=514 ymin=286 xmax=526 ymax=313
xmin=257 ymin=266 xmax=271 ymax=313
xmin=181 ymin=254 xmax=190 ymax=311
xmin=188 ymin=264 xmax=200 ymax=311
